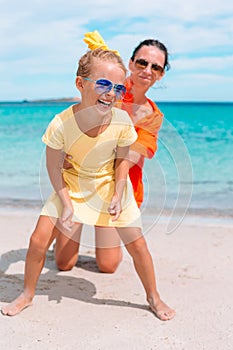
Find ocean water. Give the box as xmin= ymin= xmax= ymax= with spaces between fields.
xmin=0 ymin=101 xmax=232 ymax=219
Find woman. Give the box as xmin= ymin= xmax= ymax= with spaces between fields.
xmin=55 ymin=33 xmax=170 ymax=275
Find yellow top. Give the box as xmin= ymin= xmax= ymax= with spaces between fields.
xmin=41 ymin=105 xmax=142 ymax=231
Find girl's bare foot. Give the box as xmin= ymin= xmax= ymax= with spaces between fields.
xmin=148 ymin=297 xmax=175 ymax=321
xmin=1 ymin=293 xmax=33 ymax=316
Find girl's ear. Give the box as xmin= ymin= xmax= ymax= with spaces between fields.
xmin=76 ymin=76 xmax=83 ymax=92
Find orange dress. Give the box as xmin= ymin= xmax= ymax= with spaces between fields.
xmin=119 ymin=78 xmax=163 ymax=207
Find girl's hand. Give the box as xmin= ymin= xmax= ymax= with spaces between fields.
xmin=108 ymin=194 xmax=122 ymax=222
xmin=59 ymin=205 xmax=74 ymax=231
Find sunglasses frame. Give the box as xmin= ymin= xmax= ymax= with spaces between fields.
xmin=134 ymin=58 xmax=164 ymax=74
xmin=83 ymin=77 xmax=126 ymax=99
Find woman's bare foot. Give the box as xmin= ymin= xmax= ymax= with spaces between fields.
xmin=148 ymin=297 xmax=175 ymax=321
xmin=1 ymin=293 xmax=33 ymax=316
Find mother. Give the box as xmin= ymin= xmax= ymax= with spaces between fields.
xmin=55 ymin=32 xmax=170 ymax=274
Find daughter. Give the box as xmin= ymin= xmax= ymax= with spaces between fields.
xmin=1 ymin=47 xmax=175 ymax=321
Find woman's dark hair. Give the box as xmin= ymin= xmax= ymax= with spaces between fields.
xmin=131 ymin=39 xmax=170 ymax=71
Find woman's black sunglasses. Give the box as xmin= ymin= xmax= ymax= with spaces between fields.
xmin=135 ymin=58 xmax=164 ymax=74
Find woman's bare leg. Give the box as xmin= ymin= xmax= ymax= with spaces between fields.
xmin=54 ymin=225 xmax=82 ymax=271
xmin=54 ymin=225 xmax=121 ymax=273
xmin=95 ymin=226 xmax=122 ymax=273
xmin=117 ymin=227 xmax=175 ymax=321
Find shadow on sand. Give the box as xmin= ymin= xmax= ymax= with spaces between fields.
xmin=0 ymin=248 xmax=149 ymax=313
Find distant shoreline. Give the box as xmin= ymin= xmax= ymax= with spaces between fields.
xmin=31 ymin=97 xmax=81 ymax=103
xmin=0 ymin=97 xmax=81 ymax=104
xmin=0 ymin=99 xmax=233 ymax=104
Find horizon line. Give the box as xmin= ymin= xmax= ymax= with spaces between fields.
xmin=0 ymin=98 xmax=233 ymax=104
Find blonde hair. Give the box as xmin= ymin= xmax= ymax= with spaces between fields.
xmin=76 ymin=48 xmax=127 ymax=77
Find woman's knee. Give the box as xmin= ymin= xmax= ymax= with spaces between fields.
xmin=96 ymin=249 xmax=122 ymax=273
xmin=56 ymin=256 xmax=77 ymax=271
xmin=97 ymin=259 xmax=121 ymax=273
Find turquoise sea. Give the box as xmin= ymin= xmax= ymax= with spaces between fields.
xmin=0 ymin=101 xmax=232 ymax=220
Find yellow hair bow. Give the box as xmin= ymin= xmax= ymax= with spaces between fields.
xmin=83 ymin=30 xmax=120 ymax=56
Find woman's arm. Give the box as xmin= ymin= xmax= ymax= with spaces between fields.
xmin=46 ymin=146 xmax=74 ymax=230
xmin=108 ymin=145 xmax=130 ymax=221
xmin=128 ymin=150 xmax=144 ymax=169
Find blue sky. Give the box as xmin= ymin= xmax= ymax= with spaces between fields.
xmin=0 ymin=0 xmax=232 ymax=102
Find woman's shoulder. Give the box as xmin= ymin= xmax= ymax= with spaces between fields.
xmin=146 ymin=98 xmax=163 ymax=117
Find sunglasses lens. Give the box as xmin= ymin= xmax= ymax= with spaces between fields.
xmin=95 ymin=79 xmax=126 ymax=99
xmin=135 ymin=59 xmax=164 ymax=74
xmin=152 ymin=64 xmax=164 ymax=73
xmin=135 ymin=59 xmax=148 ymax=70
xmin=114 ymin=85 xmax=126 ymax=99
xmin=95 ymin=79 xmax=112 ymax=94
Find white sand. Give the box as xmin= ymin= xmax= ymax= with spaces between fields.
xmin=0 ymin=209 xmax=233 ymax=350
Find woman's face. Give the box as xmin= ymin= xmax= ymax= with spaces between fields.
xmin=77 ymin=59 xmax=126 ymax=114
xmin=129 ymin=45 xmax=165 ymax=91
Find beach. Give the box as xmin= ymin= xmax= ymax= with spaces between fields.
xmin=1 ymin=208 xmax=233 ymax=350
xmin=1 ymin=101 xmax=232 ymax=348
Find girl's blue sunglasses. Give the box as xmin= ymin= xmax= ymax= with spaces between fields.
xmin=84 ymin=77 xmax=126 ymax=99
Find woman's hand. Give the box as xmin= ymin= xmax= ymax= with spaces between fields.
xmin=62 ymin=153 xmax=73 ymax=170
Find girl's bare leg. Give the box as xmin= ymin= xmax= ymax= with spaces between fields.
xmin=117 ymin=227 xmax=175 ymax=321
xmin=95 ymin=226 xmax=122 ymax=273
xmin=1 ymin=216 xmax=57 ymax=316
xmin=1 ymin=216 xmax=81 ymax=316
